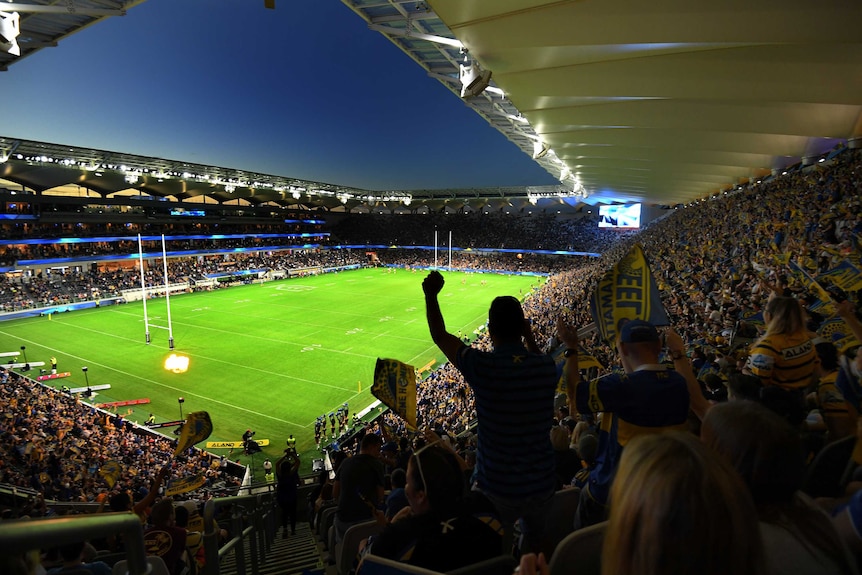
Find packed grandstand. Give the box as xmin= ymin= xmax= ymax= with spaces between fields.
xmin=1 ymin=146 xmax=861 ymax=575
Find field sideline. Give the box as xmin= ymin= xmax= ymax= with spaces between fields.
xmin=0 ymin=268 xmax=544 ymax=473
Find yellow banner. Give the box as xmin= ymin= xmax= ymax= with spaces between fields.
xmin=174 ymin=411 xmax=214 ymax=456
xmin=99 ymin=460 xmax=122 ymax=488
xmin=165 ymin=473 xmax=206 ymax=497
xmin=589 ymin=243 xmax=668 ymax=343
xmin=205 ymin=439 xmax=270 ymax=449
xmin=373 ymin=358 xmax=417 ymax=429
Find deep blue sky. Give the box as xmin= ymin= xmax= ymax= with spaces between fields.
xmin=2 ymin=0 xmax=557 ymax=191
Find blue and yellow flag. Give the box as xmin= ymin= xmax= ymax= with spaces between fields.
xmin=372 ymin=358 xmax=417 ymax=429
xmin=99 ymin=460 xmax=122 ymax=488
xmin=174 ymin=411 xmax=214 ymax=456
xmin=739 ymin=309 xmax=765 ymax=329
xmin=555 ymin=347 xmax=604 ymax=394
xmin=165 ymin=472 xmax=207 ymax=497
xmin=818 ymin=317 xmax=862 ymax=354
xmin=817 ymin=260 xmax=862 ymax=292
xmin=787 ymin=260 xmax=832 ymax=309
xmin=589 ymin=243 xmax=669 ymax=343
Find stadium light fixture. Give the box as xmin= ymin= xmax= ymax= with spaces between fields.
xmin=533 ymin=141 xmax=551 ymax=159
xmin=459 ymin=61 xmax=492 ymax=99
xmin=0 ymin=11 xmax=21 ymax=56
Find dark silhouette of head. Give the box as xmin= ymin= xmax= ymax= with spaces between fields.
xmin=488 ymin=296 xmax=525 ymax=343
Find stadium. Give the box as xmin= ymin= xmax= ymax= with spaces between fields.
xmin=2 ymin=2 xmax=862 ymax=575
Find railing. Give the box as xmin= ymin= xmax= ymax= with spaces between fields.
xmin=0 ymin=512 xmax=148 ymax=575
xmin=200 ymin=491 xmax=278 ymax=575
xmin=0 ymin=490 xmax=280 ymax=575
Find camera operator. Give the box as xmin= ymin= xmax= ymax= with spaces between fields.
xmin=242 ymin=428 xmax=255 ymax=446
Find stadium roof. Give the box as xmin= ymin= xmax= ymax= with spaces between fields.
xmin=2 ymin=1 xmax=861 ymax=210
xmin=343 ymin=0 xmax=862 ymax=206
xmin=0 ymin=1 xmax=146 ymax=70
xmin=0 ymin=136 xmax=574 ymax=213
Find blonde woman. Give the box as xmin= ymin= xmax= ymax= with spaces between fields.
xmin=746 ymin=296 xmax=819 ymax=390
xmin=602 ymin=431 xmax=764 ymax=575
xmin=745 ymin=296 xmax=820 ymax=424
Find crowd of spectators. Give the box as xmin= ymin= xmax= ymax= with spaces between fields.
xmin=307 ymin=147 xmax=862 ymax=455
xmin=327 ymin=148 xmax=862 ymax=573
xmin=331 ymin=210 xmax=630 ymax=252
xmin=2 ymin=144 xmax=862 ymax=572
xmin=0 ymin=218 xmax=323 ymax=241
xmin=0 ymin=249 xmax=366 ymax=312
xmin=0 ymin=368 xmax=243 ymax=510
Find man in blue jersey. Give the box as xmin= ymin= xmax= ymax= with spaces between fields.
xmin=558 ymin=318 xmax=693 ymax=529
xmin=423 ymin=270 xmax=557 ymax=556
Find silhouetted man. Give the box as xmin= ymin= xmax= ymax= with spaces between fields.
xmin=423 ymin=270 xmax=557 ymax=555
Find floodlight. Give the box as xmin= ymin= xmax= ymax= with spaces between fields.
xmin=533 ymin=141 xmax=551 ymax=159
xmin=0 ymin=11 xmax=20 ymax=57
xmin=459 ymin=62 xmax=492 ymax=98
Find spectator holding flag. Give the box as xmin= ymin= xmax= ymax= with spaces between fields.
xmin=558 ymin=317 xmax=691 ymax=530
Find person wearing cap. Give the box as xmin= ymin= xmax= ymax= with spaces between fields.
xmin=423 ymin=270 xmax=557 ymax=556
xmin=557 ymin=317 xmax=692 ymax=530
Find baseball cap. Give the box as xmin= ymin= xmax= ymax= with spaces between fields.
xmin=618 ymin=319 xmax=660 ymax=344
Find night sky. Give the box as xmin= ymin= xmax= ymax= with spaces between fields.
xmin=2 ymin=0 xmax=558 ymax=192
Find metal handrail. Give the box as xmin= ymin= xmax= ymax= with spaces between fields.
xmin=200 ymin=491 xmax=278 ymax=575
xmin=0 ymin=512 xmax=148 ymax=575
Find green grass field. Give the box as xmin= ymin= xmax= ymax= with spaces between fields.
xmin=0 ymin=268 xmax=544 ymax=474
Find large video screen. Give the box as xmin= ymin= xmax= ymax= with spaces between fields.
xmin=598 ymin=203 xmax=642 ymax=229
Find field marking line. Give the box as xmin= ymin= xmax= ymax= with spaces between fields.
xmin=4 ymin=332 xmax=310 ymax=429
xmin=134 ymin=304 xmax=432 ymax=345
xmin=0 ymin=320 xmax=361 ymax=395
xmin=106 ymin=307 xmax=413 ymax=358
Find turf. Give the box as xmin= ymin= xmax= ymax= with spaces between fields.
xmin=0 ymin=268 xmax=544 ymax=474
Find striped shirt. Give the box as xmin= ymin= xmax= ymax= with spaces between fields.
xmin=746 ymin=331 xmax=819 ymax=390
xmin=456 ymin=343 xmax=557 ymax=499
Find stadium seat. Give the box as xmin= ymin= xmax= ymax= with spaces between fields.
xmin=547 ymin=521 xmax=607 ymax=575
xmin=336 ymin=519 xmax=383 ymax=575
xmin=802 ymin=435 xmax=856 ymax=498
xmin=447 ymin=555 xmax=517 ymax=575
xmin=318 ymin=506 xmax=337 ymax=545
xmin=112 ymin=555 xmax=171 ymax=575
xmin=357 ymin=553 xmax=444 ymax=575
xmin=543 ymin=487 xmax=580 ymax=553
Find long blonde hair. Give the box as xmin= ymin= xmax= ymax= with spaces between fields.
xmin=602 ymin=431 xmax=763 ymax=575
xmin=763 ymin=296 xmax=806 ymax=336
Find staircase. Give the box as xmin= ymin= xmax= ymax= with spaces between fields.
xmin=218 ymin=522 xmax=324 ymax=575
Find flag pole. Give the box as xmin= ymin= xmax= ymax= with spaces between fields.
xmin=161 ymin=234 xmax=175 ymax=350
xmin=448 ymin=230 xmax=452 ymax=270
xmin=138 ymin=234 xmax=151 ymax=344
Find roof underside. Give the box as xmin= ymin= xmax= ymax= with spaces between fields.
xmin=342 ymin=0 xmax=862 ymax=205
xmin=0 ymin=1 xmax=147 ymax=71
